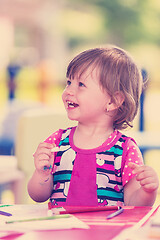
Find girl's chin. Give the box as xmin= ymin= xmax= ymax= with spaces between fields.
xmin=68 ymin=116 xmax=77 ymax=121
xmin=66 ymin=109 xmax=79 ymax=121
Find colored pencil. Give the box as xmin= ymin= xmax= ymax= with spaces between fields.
xmin=6 ymin=214 xmax=70 ymax=224
xmin=57 ymin=206 xmax=120 ymax=214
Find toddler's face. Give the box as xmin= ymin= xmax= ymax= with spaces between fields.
xmin=62 ymin=67 xmax=111 ymax=124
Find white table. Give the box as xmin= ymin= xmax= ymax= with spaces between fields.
xmin=0 ymin=155 xmax=24 ymax=203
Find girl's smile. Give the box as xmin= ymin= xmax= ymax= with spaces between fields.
xmin=66 ymin=100 xmax=79 ymax=109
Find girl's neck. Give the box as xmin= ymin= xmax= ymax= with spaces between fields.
xmin=73 ymin=123 xmax=114 ymax=149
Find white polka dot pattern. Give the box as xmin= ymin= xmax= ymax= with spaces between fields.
xmin=122 ymin=139 xmax=144 ymax=186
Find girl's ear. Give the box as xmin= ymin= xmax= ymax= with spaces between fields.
xmin=107 ymin=91 xmax=125 ymax=112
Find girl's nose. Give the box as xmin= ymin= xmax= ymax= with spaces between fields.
xmin=65 ymin=84 xmax=76 ymax=95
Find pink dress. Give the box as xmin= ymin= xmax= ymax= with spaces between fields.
xmin=45 ymin=127 xmax=144 ymax=206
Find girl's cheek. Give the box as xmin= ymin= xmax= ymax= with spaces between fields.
xmin=62 ymin=92 xmax=65 ymax=103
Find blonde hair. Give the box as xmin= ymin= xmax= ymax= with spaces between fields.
xmin=66 ymin=45 xmax=144 ymax=130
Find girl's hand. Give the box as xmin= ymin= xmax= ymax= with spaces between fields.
xmin=128 ymin=162 xmax=159 ymax=193
xmin=33 ymin=142 xmax=55 ymax=176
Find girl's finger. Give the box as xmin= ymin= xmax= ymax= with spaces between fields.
xmin=128 ymin=162 xmax=145 ymax=175
xmin=48 ymin=152 xmax=55 ymax=173
xmin=39 ymin=142 xmax=54 ymax=149
xmin=36 ymin=160 xmax=50 ymax=171
xmin=128 ymin=162 xmax=138 ymax=170
xmin=128 ymin=162 xmax=142 ymax=173
xmin=43 ymin=165 xmax=52 ymax=171
xmin=33 ymin=142 xmax=54 ymax=155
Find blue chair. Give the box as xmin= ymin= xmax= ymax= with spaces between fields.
xmin=136 ymin=69 xmax=160 ymax=156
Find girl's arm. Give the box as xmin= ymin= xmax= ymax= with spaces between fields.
xmin=122 ymin=138 xmax=159 ymax=206
xmin=124 ymin=163 xmax=159 ymax=206
xmin=28 ymin=169 xmax=53 ymax=202
xmin=27 ymin=141 xmax=54 ymax=202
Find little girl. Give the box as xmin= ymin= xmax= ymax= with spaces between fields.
xmin=28 ymin=45 xmax=159 ymax=207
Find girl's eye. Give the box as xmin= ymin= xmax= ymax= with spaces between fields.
xmin=66 ymin=80 xmax=71 ymax=86
xmin=79 ymin=82 xmax=85 ymax=87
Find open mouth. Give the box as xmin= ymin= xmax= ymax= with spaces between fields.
xmin=67 ymin=100 xmax=79 ymax=108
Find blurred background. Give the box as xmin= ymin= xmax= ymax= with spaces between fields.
xmin=0 ymin=0 xmax=160 ymax=204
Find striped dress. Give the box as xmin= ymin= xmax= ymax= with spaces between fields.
xmin=45 ymin=127 xmax=143 ymax=207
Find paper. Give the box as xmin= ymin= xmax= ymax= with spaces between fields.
xmin=150 ymin=207 xmax=160 ymax=226
xmin=147 ymin=206 xmax=160 ymax=239
xmin=112 ymin=206 xmax=160 ymax=240
xmin=0 ymin=204 xmax=89 ymax=237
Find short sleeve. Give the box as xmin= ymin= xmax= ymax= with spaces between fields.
xmin=44 ymin=129 xmax=63 ymax=146
xmin=122 ymin=139 xmax=144 ymax=186
xmin=44 ymin=129 xmax=63 ymax=175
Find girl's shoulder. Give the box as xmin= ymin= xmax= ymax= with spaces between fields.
xmin=44 ymin=127 xmax=75 ymax=146
xmin=116 ymin=130 xmax=141 ymax=155
xmin=118 ymin=131 xmax=142 ymax=159
xmin=117 ymin=130 xmax=137 ymax=145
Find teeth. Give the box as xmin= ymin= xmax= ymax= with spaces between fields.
xmin=67 ymin=101 xmax=78 ymax=108
xmin=67 ymin=101 xmax=73 ymax=105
